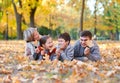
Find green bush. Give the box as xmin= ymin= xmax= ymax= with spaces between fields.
xmin=0 ymin=33 xmax=3 ymax=39
xmin=38 ymin=26 xmax=62 ymax=39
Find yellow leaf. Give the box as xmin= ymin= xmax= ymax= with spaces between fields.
xmin=12 ymin=77 xmax=21 ymax=83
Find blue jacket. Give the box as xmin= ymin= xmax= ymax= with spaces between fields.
xmin=73 ymin=40 xmax=101 ymax=61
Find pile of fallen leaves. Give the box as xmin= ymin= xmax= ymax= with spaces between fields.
xmin=0 ymin=40 xmax=120 ymax=83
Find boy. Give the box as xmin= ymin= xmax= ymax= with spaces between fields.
xmin=56 ymin=32 xmax=74 ymax=61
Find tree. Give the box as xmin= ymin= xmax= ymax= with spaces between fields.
xmin=23 ymin=0 xmax=39 ymax=27
xmin=29 ymin=5 xmax=37 ymax=27
xmin=0 ymin=0 xmax=58 ymax=39
xmin=1 ymin=0 xmax=11 ymax=40
xmin=80 ymin=0 xmax=85 ymax=32
xmin=68 ymin=0 xmax=85 ymax=31
xmin=101 ymin=0 xmax=120 ymax=40
xmin=94 ymin=0 xmax=97 ymax=36
xmin=12 ymin=0 xmax=23 ymax=39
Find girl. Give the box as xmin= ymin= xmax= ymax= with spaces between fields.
xmin=33 ymin=35 xmax=57 ymax=61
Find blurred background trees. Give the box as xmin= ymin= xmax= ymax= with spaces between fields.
xmin=0 ymin=0 xmax=120 ymax=40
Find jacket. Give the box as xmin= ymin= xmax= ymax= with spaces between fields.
xmin=58 ymin=44 xmax=74 ymax=61
xmin=33 ymin=49 xmax=57 ymax=61
xmin=73 ymin=40 xmax=101 ymax=61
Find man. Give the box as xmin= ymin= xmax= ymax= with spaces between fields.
xmin=73 ymin=30 xmax=101 ymax=61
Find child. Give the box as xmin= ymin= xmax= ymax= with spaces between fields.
xmin=33 ymin=35 xmax=57 ymax=61
xmin=56 ymin=32 xmax=74 ymax=61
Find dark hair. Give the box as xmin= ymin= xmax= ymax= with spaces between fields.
xmin=39 ymin=35 xmax=50 ymax=47
xmin=58 ymin=32 xmax=71 ymax=44
xmin=80 ymin=30 xmax=92 ymax=39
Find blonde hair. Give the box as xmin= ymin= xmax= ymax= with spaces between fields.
xmin=23 ymin=27 xmax=37 ymax=42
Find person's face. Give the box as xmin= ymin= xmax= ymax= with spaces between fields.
xmin=33 ymin=30 xmax=40 ymax=40
xmin=58 ymin=38 xmax=68 ymax=50
xmin=45 ymin=37 xmax=54 ymax=50
xmin=80 ymin=36 xmax=91 ymax=47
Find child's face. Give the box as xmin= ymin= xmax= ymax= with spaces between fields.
xmin=45 ymin=37 xmax=54 ymax=50
xmin=58 ymin=38 xmax=68 ymax=50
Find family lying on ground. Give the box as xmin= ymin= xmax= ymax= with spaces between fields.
xmin=24 ymin=28 xmax=101 ymax=62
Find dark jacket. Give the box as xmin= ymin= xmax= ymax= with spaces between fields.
xmin=33 ymin=49 xmax=56 ymax=61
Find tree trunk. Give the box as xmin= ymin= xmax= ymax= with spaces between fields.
xmin=116 ymin=27 xmax=119 ymax=40
xmin=30 ymin=7 xmax=37 ymax=28
xmin=80 ymin=0 xmax=85 ymax=32
xmin=110 ymin=30 xmax=114 ymax=40
xmin=5 ymin=12 xmax=9 ymax=40
xmin=12 ymin=0 xmax=23 ymax=39
xmin=29 ymin=0 xmax=38 ymax=28
xmin=16 ymin=13 xmax=23 ymax=39
xmin=49 ymin=14 xmax=52 ymax=36
xmin=94 ymin=0 xmax=97 ymax=36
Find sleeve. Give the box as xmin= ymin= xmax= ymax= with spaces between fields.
xmin=73 ymin=42 xmax=88 ymax=61
xmin=74 ymin=57 xmax=88 ymax=62
xmin=60 ymin=46 xmax=74 ymax=61
xmin=87 ymin=43 xmax=101 ymax=61
xmin=51 ymin=54 xmax=57 ymax=61
xmin=33 ymin=53 xmax=40 ymax=60
xmin=25 ymin=47 xmax=32 ymax=56
xmin=25 ymin=43 xmax=36 ymax=60
xmin=73 ymin=40 xmax=80 ymax=58
xmin=73 ymin=43 xmax=78 ymax=58
xmin=73 ymin=40 xmax=84 ymax=61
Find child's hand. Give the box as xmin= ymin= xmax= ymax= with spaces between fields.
xmin=56 ymin=49 xmax=61 ymax=57
xmin=35 ymin=48 xmax=40 ymax=53
xmin=41 ymin=50 xmax=45 ymax=56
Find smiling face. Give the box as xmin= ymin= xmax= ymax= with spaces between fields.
xmin=58 ymin=38 xmax=68 ymax=50
xmin=33 ymin=30 xmax=40 ymax=41
xmin=80 ymin=36 xmax=91 ymax=47
xmin=44 ymin=37 xmax=54 ymax=50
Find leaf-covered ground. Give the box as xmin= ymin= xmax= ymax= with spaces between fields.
xmin=0 ymin=40 xmax=120 ymax=83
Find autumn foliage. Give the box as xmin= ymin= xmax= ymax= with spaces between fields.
xmin=0 ymin=40 xmax=120 ymax=83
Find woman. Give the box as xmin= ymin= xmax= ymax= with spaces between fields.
xmin=24 ymin=27 xmax=41 ymax=59
xmin=33 ymin=35 xmax=57 ymax=61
